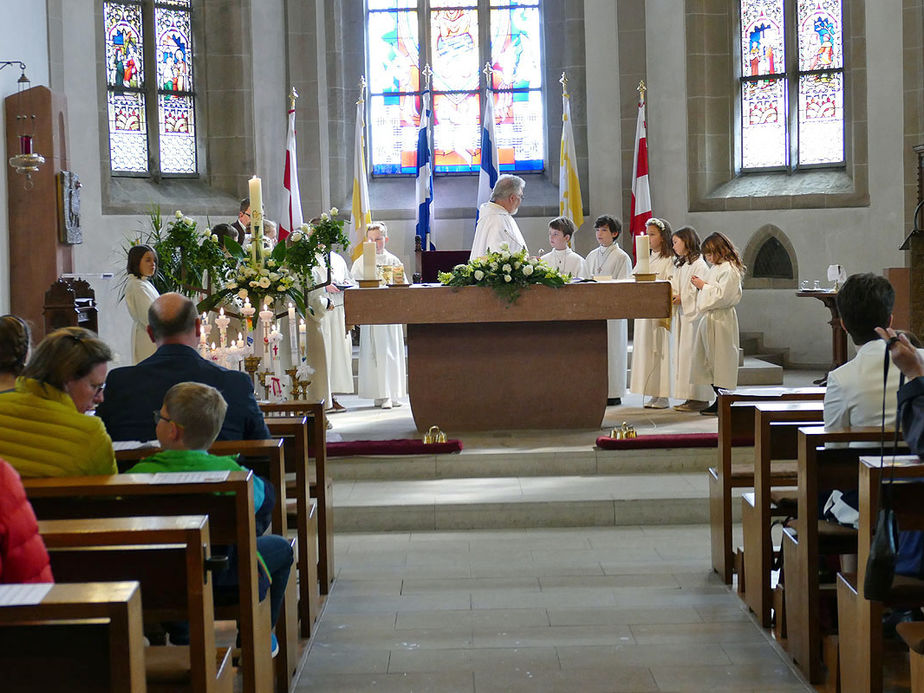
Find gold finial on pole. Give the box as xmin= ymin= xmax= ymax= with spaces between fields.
xmin=637 ymin=79 xmax=647 ymax=104
xmin=422 ymin=63 xmax=433 ymax=90
xmin=357 ymin=75 xmax=367 ymax=104
xmin=288 ymin=86 xmax=298 ymax=111
xmin=559 ymin=71 xmax=568 ymax=97
xmin=482 ymin=61 xmax=494 ymax=81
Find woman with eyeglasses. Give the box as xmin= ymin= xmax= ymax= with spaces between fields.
xmin=0 ymin=326 xmax=117 ymax=478
xmin=0 ymin=314 xmax=31 ymax=393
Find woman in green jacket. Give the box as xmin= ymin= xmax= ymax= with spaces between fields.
xmin=0 ymin=326 xmax=117 ymax=477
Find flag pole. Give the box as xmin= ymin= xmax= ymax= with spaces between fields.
xmin=421 ymin=64 xmax=433 ymax=250
xmin=637 ymin=79 xmax=646 ymax=105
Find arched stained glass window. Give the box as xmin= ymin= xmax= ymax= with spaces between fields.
xmin=104 ymin=0 xmax=197 ymax=176
xmin=366 ymin=0 xmax=544 ymax=177
xmin=738 ymin=0 xmax=844 ymax=170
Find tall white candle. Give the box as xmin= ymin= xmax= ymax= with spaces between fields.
xmin=298 ymin=318 xmax=307 ymax=362
xmin=287 ymin=302 xmax=299 ymax=363
xmin=635 ymin=235 xmax=650 ymax=274
xmin=248 ymin=175 xmax=263 ymax=262
xmin=362 ymin=241 xmax=376 ymax=281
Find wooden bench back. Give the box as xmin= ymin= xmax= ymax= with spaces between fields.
xmin=0 ymin=581 xmax=146 ymax=693
xmin=39 ymin=515 xmax=221 ymax=693
xmin=22 ymin=472 xmax=272 ymax=693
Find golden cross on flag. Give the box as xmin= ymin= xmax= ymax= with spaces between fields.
xmin=422 ymin=63 xmax=433 ymax=90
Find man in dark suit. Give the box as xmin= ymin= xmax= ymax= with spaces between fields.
xmin=230 ymin=197 xmax=251 ymax=245
xmin=98 ymin=293 xmax=269 ymax=442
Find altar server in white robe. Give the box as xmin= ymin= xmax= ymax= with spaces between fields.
xmin=630 ymin=218 xmax=675 ymax=408
xmin=669 ymin=226 xmax=712 ymax=411
xmin=124 ymin=244 xmax=160 ymax=364
xmin=691 ymin=232 xmax=745 ymax=414
xmin=470 ymin=175 xmax=528 ymax=260
xmin=318 ymin=251 xmax=356 ymax=406
xmin=540 ymin=216 xmax=587 ymax=278
xmin=349 ymin=222 xmax=407 ymax=409
xmin=585 ymin=215 xmax=632 ymax=405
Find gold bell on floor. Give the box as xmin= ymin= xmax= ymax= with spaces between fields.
xmin=423 ymin=425 xmax=447 ymax=444
xmin=610 ymin=421 xmax=637 ymax=440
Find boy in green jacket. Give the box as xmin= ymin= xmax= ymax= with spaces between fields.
xmin=125 ymin=381 xmax=292 ymax=656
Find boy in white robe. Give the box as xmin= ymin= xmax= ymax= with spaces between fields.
xmin=349 ymin=222 xmax=407 ymax=409
xmin=629 ymin=218 xmax=674 ymax=408
xmin=540 ymin=216 xmax=587 ymax=278
xmin=584 ymin=215 xmax=632 ymax=405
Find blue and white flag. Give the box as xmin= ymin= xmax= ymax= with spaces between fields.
xmin=415 ymin=88 xmax=434 ymax=250
xmin=475 ymin=87 xmax=499 ymax=226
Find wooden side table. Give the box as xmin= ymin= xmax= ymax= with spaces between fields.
xmin=796 ymin=289 xmax=848 ymax=384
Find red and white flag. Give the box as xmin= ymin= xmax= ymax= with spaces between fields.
xmin=629 ymin=94 xmax=652 ymax=258
xmin=280 ymin=103 xmax=303 ymax=242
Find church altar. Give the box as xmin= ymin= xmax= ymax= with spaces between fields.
xmin=345 ymin=282 xmax=671 ymax=431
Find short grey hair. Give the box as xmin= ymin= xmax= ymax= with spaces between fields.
xmin=490 ymin=175 xmax=525 ymax=202
xmin=163 ymin=382 xmax=228 ymax=450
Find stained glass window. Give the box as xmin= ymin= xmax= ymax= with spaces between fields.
xmin=366 ymin=0 xmax=544 ymax=176
xmin=104 ymin=0 xmax=197 ymax=176
xmin=738 ymin=0 xmax=844 ymax=170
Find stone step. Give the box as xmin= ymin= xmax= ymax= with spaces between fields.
xmin=330 ymin=444 xmax=754 ymax=481
xmin=333 ymin=473 xmax=746 ymax=531
xmin=737 ymin=356 xmax=784 ymax=386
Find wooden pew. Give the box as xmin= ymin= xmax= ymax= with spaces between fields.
xmin=741 ymin=400 xmax=825 ymax=627
xmin=784 ymin=425 xmax=896 ymax=684
xmin=709 ymin=386 xmax=826 ymax=583
xmin=837 ymin=455 xmax=924 ymax=693
xmin=258 ymin=417 xmax=322 ymax=637
xmin=0 ymin=581 xmax=147 ymax=692
xmin=22 ymin=472 xmax=274 ymax=693
xmin=38 ymin=515 xmax=233 ymax=693
xmin=260 ymin=401 xmax=334 ymax=597
xmin=115 ymin=437 xmax=307 ymax=676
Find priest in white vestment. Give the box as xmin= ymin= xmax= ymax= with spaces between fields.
xmin=470 ymin=174 xmax=528 ymax=260
xmin=349 ymin=222 xmax=407 ymax=409
xmin=585 ymin=215 xmax=632 ymax=405
xmin=540 ymin=216 xmax=587 ymax=278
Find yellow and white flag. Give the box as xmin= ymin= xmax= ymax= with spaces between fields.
xmin=350 ymin=94 xmax=372 ymax=260
xmin=559 ymin=79 xmax=583 ymax=229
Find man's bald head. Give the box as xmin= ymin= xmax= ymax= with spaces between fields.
xmin=147 ymin=292 xmax=200 ymax=346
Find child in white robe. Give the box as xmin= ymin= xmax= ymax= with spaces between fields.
xmin=540 ymin=216 xmax=587 ymax=278
xmin=691 ymin=232 xmax=744 ymax=414
xmin=349 ymin=222 xmax=407 ymax=409
xmin=669 ymin=226 xmax=712 ymax=411
xmin=584 ymin=215 xmax=632 ymax=405
xmin=318 ymin=251 xmax=356 ymax=408
xmin=124 ymin=244 xmax=160 ymax=365
xmin=630 ymin=218 xmax=674 ymax=408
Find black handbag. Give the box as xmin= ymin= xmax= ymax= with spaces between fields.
xmin=862 ymin=345 xmax=905 ymax=601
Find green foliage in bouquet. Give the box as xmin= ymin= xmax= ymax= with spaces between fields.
xmin=127 ymin=205 xmax=230 ymax=299
xmin=438 ymin=244 xmax=568 ymax=304
xmin=197 ymin=207 xmax=351 ymax=318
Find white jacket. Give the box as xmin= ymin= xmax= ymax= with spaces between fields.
xmin=824 ymin=339 xmax=924 ymax=431
xmin=470 ymin=202 xmax=527 ymax=259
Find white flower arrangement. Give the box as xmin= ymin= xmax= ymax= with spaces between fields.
xmin=438 ymin=243 xmax=567 ymax=304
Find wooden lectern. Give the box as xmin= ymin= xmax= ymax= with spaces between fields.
xmin=44 ymin=277 xmax=98 ymax=335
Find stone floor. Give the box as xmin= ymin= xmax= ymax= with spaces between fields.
xmin=289 ymin=371 xmax=839 ymax=691
xmin=296 ymin=524 xmax=812 ymax=692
